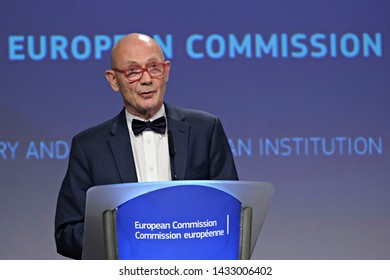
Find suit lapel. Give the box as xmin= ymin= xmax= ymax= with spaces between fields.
xmin=166 ymin=104 xmax=190 ymax=180
xmin=108 ymin=109 xmax=138 ymax=183
xmin=107 ymin=105 xmax=190 ymax=182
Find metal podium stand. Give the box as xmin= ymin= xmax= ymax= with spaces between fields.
xmin=82 ymin=180 xmax=274 ymax=260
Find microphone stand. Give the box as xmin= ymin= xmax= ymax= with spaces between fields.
xmin=168 ymin=130 xmax=178 ymax=180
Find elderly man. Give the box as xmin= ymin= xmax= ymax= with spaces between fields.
xmin=55 ymin=33 xmax=238 ymax=259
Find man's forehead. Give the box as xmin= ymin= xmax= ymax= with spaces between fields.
xmin=123 ymin=54 xmax=163 ymax=66
xmin=111 ymin=34 xmax=164 ymax=66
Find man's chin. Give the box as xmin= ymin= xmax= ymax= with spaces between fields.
xmin=133 ymin=101 xmax=163 ymax=119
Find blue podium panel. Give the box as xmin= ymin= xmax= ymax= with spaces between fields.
xmin=115 ymin=185 xmax=242 ymax=260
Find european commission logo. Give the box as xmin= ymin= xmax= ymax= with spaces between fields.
xmin=7 ymin=32 xmax=383 ymax=61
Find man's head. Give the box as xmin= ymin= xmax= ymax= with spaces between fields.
xmin=105 ymin=33 xmax=171 ymax=119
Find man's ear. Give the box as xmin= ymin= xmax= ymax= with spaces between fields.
xmin=105 ymin=70 xmax=120 ymax=91
xmin=164 ymin=61 xmax=171 ymax=83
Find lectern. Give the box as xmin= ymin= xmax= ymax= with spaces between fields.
xmin=82 ymin=180 xmax=274 ymax=260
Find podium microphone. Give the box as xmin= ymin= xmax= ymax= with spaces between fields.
xmin=168 ymin=130 xmax=178 ymax=180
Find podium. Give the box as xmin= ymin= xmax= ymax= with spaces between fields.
xmin=82 ymin=180 xmax=274 ymax=260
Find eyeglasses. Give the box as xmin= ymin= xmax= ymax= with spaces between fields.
xmin=112 ymin=62 xmax=167 ymax=83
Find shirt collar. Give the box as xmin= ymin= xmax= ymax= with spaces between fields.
xmin=125 ymin=104 xmax=166 ymax=137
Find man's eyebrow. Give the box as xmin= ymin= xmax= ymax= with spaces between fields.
xmin=124 ymin=60 xmax=141 ymax=66
xmin=126 ymin=55 xmax=159 ymax=62
xmin=124 ymin=58 xmax=163 ymax=67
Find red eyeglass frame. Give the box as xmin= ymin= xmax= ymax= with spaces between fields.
xmin=112 ymin=62 xmax=168 ymax=83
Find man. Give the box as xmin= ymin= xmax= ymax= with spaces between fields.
xmin=55 ymin=33 xmax=238 ymax=259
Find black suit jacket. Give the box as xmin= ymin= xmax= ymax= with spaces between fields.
xmin=54 ymin=103 xmax=238 ymax=259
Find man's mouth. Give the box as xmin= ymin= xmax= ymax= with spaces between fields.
xmin=139 ymin=90 xmax=156 ymax=97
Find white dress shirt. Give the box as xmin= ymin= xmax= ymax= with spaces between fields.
xmin=125 ymin=105 xmax=171 ymax=182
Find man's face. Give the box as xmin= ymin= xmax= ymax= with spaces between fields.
xmin=105 ymin=35 xmax=170 ymax=119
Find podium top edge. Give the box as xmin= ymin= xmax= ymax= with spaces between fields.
xmin=88 ymin=180 xmax=274 ymax=194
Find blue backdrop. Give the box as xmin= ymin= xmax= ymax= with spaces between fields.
xmin=0 ymin=0 xmax=389 ymax=259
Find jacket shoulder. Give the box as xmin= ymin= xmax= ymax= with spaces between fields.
xmin=166 ymin=104 xmax=218 ymax=123
xmin=74 ymin=110 xmax=126 ymax=140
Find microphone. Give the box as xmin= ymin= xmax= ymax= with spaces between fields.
xmin=168 ymin=130 xmax=177 ymax=180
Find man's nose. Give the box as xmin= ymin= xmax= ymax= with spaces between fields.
xmin=139 ymin=69 xmax=152 ymax=84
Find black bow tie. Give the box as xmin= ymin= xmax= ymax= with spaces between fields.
xmin=132 ymin=116 xmax=167 ymax=136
